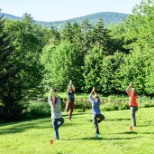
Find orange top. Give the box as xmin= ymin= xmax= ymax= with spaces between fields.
xmin=126 ymin=90 xmax=138 ymax=106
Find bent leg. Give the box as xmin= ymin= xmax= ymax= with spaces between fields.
xmin=97 ymin=114 xmax=105 ymax=123
xmin=57 ymin=118 xmax=64 ymax=128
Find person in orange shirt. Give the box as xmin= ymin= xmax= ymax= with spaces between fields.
xmin=126 ymin=83 xmax=138 ymax=127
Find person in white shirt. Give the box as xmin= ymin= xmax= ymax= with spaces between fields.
xmin=48 ymin=87 xmax=64 ymax=140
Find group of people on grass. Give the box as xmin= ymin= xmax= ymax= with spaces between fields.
xmin=48 ymin=81 xmax=138 ymax=140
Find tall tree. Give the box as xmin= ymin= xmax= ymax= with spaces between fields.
xmin=0 ymin=13 xmax=44 ymax=121
xmin=80 ymin=19 xmax=92 ymax=53
xmin=61 ymin=21 xmax=73 ymax=42
xmin=43 ymin=41 xmax=83 ymax=91
xmin=91 ymin=18 xmax=113 ymax=55
xmin=83 ymin=46 xmax=104 ymax=92
xmin=124 ymin=0 xmax=154 ymax=50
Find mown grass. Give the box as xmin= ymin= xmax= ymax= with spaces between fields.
xmin=0 ymin=107 xmax=154 ymax=154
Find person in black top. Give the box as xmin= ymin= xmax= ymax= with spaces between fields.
xmin=65 ymin=80 xmax=75 ymax=121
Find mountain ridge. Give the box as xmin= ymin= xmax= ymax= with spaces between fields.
xmin=2 ymin=12 xmax=128 ymax=30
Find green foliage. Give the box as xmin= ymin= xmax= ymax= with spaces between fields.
xmin=2 ymin=0 xmax=154 ymax=122
xmin=115 ymin=47 xmax=154 ymax=94
xmin=0 ymin=13 xmax=45 ymax=121
xmin=83 ymin=46 xmax=104 ymax=92
xmin=41 ymin=41 xmax=84 ymax=91
xmin=124 ymin=0 xmax=154 ymax=50
xmin=28 ymin=102 xmax=50 ymax=117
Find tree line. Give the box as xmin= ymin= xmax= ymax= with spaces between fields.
xmin=0 ymin=0 xmax=154 ymax=121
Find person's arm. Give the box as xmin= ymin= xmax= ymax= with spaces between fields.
xmin=89 ymin=87 xmax=95 ymax=96
xmin=72 ymin=85 xmax=75 ymax=92
xmin=126 ymin=83 xmax=132 ymax=94
xmin=48 ymin=88 xmax=53 ymax=105
xmin=68 ymin=80 xmax=75 ymax=92
xmin=48 ymin=88 xmax=58 ymax=100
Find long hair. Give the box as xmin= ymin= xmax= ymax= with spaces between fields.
xmin=132 ymin=88 xmax=137 ymax=96
xmin=51 ymin=96 xmax=57 ymax=108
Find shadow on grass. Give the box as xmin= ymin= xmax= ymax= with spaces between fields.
xmin=0 ymin=112 xmax=90 ymax=134
xmin=62 ymin=112 xmax=90 ymax=117
xmin=105 ymin=118 xmax=130 ymax=121
xmin=0 ymin=118 xmax=51 ymax=135
xmin=110 ymin=131 xmax=154 ymax=135
xmin=63 ymin=136 xmax=140 ymax=141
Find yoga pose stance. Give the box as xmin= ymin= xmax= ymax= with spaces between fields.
xmin=89 ymin=87 xmax=105 ymax=138
xmin=48 ymin=87 xmax=64 ymax=140
xmin=65 ymin=80 xmax=75 ymax=121
xmin=126 ymin=83 xmax=138 ymax=127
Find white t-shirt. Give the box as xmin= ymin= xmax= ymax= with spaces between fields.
xmin=48 ymin=96 xmax=62 ymax=119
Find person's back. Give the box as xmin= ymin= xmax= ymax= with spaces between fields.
xmin=48 ymin=96 xmax=62 ymax=119
xmin=89 ymin=95 xmax=101 ymax=114
xmin=89 ymin=87 xmax=105 ymax=138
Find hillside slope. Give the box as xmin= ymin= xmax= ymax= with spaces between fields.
xmin=3 ymin=12 xmax=128 ymax=30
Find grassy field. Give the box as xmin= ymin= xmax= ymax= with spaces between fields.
xmin=0 ymin=107 xmax=154 ymax=154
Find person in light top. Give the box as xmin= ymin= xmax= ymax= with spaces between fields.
xmin=89 ymin=87 xmax=105 ymax=138
xmin=48 ymin=87 xmax=64 ymax=140
xmin=126 ymin=83 xmax=138 ymax=127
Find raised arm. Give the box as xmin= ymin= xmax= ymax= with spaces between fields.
xmin=89 ymin=87 xmax=95 ymax=96
xmin=49 ymin=87 xmax=58 ymax=98
xmin=126 ymin=83 xmax=132 ymax=93
xmin=68 ymin=80 xmax=75 ymax=92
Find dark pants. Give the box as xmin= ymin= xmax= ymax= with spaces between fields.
xmin=130 ymin=106 xmax=138 ymax=127
xmin=65 ymin=100 xmax=74 ymax=120
xmin=52 ymin=118 xmax=64 ymax=139
xmin=92 ymin=114 xmax=105 ymax=134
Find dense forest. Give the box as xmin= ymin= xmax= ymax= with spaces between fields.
xmin=0 ymin=0 xmax=154 ymax=120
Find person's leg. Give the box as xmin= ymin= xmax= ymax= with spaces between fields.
xmin=92 ymin=114 xmax=99 ymax=135
xmin=68 ymin=103 xmax=74 ymax=120
xmin=52 ymin=119 xmax=59 ymax=140
xmin=97 ymin=114 xmax=105 ymax=123
xmin=65 ymin=101 xmax=70 ymax=112
xmin=57 ymin=118 xmax=64 ymax=128
xmin=130 ymin=106 xmax=138 ymax=127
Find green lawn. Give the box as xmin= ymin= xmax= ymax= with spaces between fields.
xmin=0 ymin=107 xmax=154 ymax=154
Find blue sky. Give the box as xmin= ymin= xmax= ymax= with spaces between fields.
xmin=0 ymin=0 xmax=142 ymax=21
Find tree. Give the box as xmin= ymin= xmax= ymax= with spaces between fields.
xmin=42 ymin=41 xmax=83 ymax=91
xmin=72 ymin=22 xmax=82 ymax=50
xmin=0 ymin=13 xmax=44 ymax=121
xmin=123 ymin=0 xmax=154 ymax=50
xmin=91 ymin=18 xmax=113 ymax=55
xmin=83 ymin=46 xmax=104 ymax=92
xmin=99 ymin=52 xmax=125 ymax=95
xmin=115 ymin=47 xmax=152 ymax=95
xmin=61 ymin=21 xmax=73 ymax=42
xmin=80 ymin=19 xmax=92 ymax=53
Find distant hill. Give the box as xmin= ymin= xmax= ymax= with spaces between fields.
xmin=3 ymin=12 xmax=128 ymax=30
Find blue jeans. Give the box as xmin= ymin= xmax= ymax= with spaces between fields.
xmin=52 ymin=118 xmax=64 ymax=139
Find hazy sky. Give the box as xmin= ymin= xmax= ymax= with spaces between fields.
xmin=0 ymin=0 xmax=142 ymax=21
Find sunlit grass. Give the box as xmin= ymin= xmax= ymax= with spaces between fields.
xmin=0 ymin=107 xmax=154 ymax=154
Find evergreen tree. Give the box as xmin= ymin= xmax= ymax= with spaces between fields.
xmin=91 ymin=18 xmax=112 ymax=55
xmin=0 ymin=13 xmax=44 ymax=121
xmin=61 ymin=21 xmax=73 ymax=42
